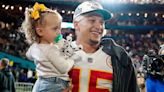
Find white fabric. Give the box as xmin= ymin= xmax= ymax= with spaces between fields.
xmin=26 ymin=43 xmax=74 ymax=80
xmin=73 ymin=1 xmax=111 ymax=20
xmin=71 ymin=42 xmax=113 ymax=92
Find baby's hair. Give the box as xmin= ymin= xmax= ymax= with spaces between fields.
xmin=21 ymin=7 xmax=62 ymax=44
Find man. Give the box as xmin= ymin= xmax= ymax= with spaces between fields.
xmin=69 ymin=1 xmax=139 ymax=92
xmin=0 ymin=58 xmax=15 ymax=92
xmin=145 ymin=45 xmax=164 ymax=92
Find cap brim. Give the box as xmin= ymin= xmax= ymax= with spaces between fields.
xmin=84 ymin=9 xmax=112 ymax=21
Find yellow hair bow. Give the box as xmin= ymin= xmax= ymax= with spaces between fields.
xmin=31 ymin=2 xmax=48 ymax=20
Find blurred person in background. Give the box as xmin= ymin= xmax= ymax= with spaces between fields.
xmin=137 ymin=73 xmax=146 ymax=92
xmin=142 ymin=45 xmax=164 ymax=92
xmin=0 ymin=58 xmax=15 ymax=92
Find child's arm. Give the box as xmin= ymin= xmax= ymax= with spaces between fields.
xmin=47 ymin=45 xmax=74 ymax=74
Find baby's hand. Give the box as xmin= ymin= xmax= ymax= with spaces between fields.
xmin=61 ymin=35 xmax=82 ymax=59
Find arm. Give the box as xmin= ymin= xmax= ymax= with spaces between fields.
xmin=46 ymin=46 xmax=74 ymax=74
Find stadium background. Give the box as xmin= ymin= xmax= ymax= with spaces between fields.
xmin=0 ymin=0 xmax=164 ymax=91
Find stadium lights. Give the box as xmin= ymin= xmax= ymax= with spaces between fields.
xmin=19 ymin=6 xmax=22 ymax=11
xmin=128 ymin=13 xmax=132 ymax=16
xmin=2 ymin=4 xmax=5 ymax=8
xmin=62 ymin=10 xmax=65 ymax=13
xmin=10 ymin=6 xmax=14 ymax=10
xmin=11 ymin=22 xmax=14 ymax=26
xmin=136 ymin=13 xmax=140 ymax=16
xmin=67 ymin=11 xmax=71 ymax=14
xmin=144 ymin=13 xmax=148 ymax=18
xmin=25 ymin=7 xmax=28 ymax=10
xmin=100 ymin=0 xmax=163 ymax=4
xmin=162 ymin=15 xmax=164 ymax=18
xmin=107 ymin=0 xmax=115 ymax=3
xmin=5 ymin=5 xmax=9 ymax=10
xmin=5 ymin=23 xmax=9 ymax=28
xmin=120 ymin=13 xmax=124 ymax=16
xmin=134 ymin=0 xmax=138 ymax=3
xmin=111 ymin=13 xmax=114 ymax=17
xmin=155 ymin=13 xmax=158 ymax=17
xmin=72 ymin=11 xmax=74 ymax=14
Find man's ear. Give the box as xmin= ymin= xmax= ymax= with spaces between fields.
xmin=73 ymin=21 xmax=79 ymax=37
xmin=73 ymin=21 xmax=79 ymax=31
xmin=35 ymin=28 xmax=44 ymax=36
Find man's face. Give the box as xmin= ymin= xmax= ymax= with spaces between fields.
xmin=74 ymin=13 xmax=105 ymax=45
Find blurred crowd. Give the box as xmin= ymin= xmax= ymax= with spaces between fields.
xmin=105 ymin=30 xmax=164 ymax=71
xmin=0 ymin=22 xmax=164 ymax=86
xmin=0 ymin=28 xmax=163 ymax=61
xmin=106 ymin=30 xmax=163 ymax=56
xmin=11 ymin=67 xmax=37 ymax=83
xmin=0 ymin=29 xmax=29 ymax=59
xmin=12 ymin=65 xmax=37 ymax=84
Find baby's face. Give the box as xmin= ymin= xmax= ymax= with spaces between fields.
xmin=40 ymin=13 xmax=62 ymax=44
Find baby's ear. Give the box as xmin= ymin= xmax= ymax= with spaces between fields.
xmin=35 ymin=28 xmax=44 ymax=36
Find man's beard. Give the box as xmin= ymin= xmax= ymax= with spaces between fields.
xmin=88 ymin=39 xmax=99 ymax=46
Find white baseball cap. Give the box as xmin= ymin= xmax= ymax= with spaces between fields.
xmin=73 ymin=1 xmax=111 ymax=21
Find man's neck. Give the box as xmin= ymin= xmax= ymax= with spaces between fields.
xmin=76 ymin=40 xmax=99 ymax=53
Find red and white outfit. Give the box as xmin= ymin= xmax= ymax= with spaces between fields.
xmin=70 ymin=42 xmax=113 ymax=92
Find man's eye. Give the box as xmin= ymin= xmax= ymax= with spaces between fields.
xmin=100 ymin=21 xmax=104 ymax=25
xmin=53 ymin=27 xmax=58 ymax=30
xmin=89 ymin=19 xmax=95 ymax=23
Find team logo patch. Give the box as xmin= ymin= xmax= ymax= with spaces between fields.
xmin=106 ymin=56 xmax=112 ymax=69
xmin=87 ymin=57 xmax=93 ymax=63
